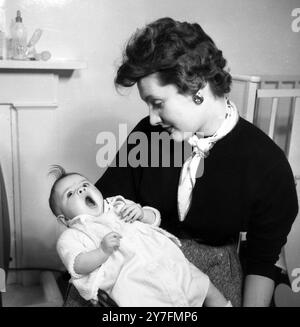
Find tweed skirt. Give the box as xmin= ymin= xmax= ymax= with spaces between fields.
xmin=180 ymin=239 xmax=243 ymax=307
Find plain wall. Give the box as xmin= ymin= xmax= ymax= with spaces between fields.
xmin=1 ymin=0 xmax=300 ymax=270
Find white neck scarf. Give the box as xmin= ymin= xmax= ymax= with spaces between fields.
xmin=177 ymin=99 xmax=239 ymax=222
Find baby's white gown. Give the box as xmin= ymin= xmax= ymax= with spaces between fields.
xmin=57 ymin=197 xmax=209 ymax=307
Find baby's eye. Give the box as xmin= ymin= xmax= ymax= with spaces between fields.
xmin=67 ymin=191 xmax=73 ymax=198
xmin=82 ymin=183 xmax=89 ymax=187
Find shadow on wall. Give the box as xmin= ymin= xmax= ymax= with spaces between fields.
xmin=61 ymin=109 xmax=143 ymax=181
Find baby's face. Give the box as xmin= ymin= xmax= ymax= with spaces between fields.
xmin=54 ymin=174 xmax=104 ymax=220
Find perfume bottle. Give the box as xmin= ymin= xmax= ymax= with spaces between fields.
xmin=11 ymin=10 xmax=27 ymax=60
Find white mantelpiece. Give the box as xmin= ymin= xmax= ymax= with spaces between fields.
xmin=0 ymin=59 xmax=87 ymax=107
xmin=0 ymin=59 xmax=87 ymax=70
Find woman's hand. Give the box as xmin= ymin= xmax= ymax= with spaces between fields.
xmin=120 ymin=203 xmax=144 ymax=223
xmin=101 ymin=232 xmax=122 ymax=255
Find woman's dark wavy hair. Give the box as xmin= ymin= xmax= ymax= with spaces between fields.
xmin=115 ymin=17 xmax=232 ymax=97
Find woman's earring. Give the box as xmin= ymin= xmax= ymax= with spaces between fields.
xmin=192 ymin=93 xmax=204 ymax=105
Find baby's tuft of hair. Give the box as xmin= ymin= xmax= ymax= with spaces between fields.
xmin=48 ymin=164 xmax=67 ymax=180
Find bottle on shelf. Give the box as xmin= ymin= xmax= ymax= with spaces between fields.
xmin=11 ymin=10 xmax=27 ymax=60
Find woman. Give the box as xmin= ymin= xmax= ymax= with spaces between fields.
xmin=95 ymin=17 xmax=298 ymax=307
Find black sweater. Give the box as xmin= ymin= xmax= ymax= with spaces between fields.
xmin=96 ymin=116 xmax=298 ymax=280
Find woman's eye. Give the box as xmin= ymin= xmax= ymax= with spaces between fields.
xmin=153 ymin=101 xmax=163 ymax=109
xmin=67 ymin=191 xmax=73 ymax=198
xmin=83 ymin=183 xmax=89 ymax=187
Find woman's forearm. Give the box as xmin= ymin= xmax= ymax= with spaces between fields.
xmin=74 ymin=248 xmax=110 ymax=275
xmin=243 ymin=274 xmax=275 ymax=307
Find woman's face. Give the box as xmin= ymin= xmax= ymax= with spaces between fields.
xmin=137 ymin=73 xmax=211 ymax=142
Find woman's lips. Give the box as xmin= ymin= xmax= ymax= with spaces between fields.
xmin=162 ymin=125 xmax=173 ymax=133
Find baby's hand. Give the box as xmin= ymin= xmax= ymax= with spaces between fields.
xmin=120 ymin=203 xmax=144 ymax=223
xmin=101 ymin=232 xmax=122 ymax=255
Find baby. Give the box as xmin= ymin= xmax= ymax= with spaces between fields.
xmin=49 ymin=165 xmax=232 ymax=307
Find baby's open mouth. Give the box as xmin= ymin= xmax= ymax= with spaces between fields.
xmin=85 ymin=195 xmax=97 ymax=208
